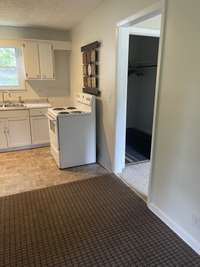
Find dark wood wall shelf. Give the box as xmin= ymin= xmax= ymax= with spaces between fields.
xmin=81 ymin=41 xmax=101 ymax=96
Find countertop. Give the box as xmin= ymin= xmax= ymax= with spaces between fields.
xmin=25 ymin=103 xmax=51 ymax=109
xmin=0 ymin=102 xmax=51 ymax=111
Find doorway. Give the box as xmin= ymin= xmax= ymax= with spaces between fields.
xmin=115 ymin=7 xmax=164 ymax=200
xmin=126 ymin=34 xmax=159 ymax=164
xmin=123 ymin=30 xmax=160 ymax=199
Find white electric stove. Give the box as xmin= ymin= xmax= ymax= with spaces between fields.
xmin=47 ymin=93 xmax=96 ymax=169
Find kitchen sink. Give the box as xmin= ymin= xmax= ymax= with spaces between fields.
xmin=4 ymin=103 xmax=25 ymax=108
xmin=0 ymin=103 xmax=26 ymax=109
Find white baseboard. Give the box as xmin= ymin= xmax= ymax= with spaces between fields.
xmin=0 ymin=143 xmax=50 ymax=153
xmin=148 ymin=202 xmax=200 ymax=255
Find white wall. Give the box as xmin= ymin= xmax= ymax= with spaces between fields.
xmin=0 ymin=27 xmax=71 ymax=106
xmin=71 ymin=0 xmax=200 ymax=253
xmin=149 ymin=0 xmax=200 ymax=252
xmin=134 ymin=14 xmax=161 ymax=30
xmin=70 ymin=0 xmax=158 ymax=170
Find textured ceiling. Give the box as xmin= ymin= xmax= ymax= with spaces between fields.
xmin=0 ymin=0 xmax=103 ymax=30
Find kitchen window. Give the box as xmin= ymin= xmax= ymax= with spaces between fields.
xmin=0 ymin=47 xmax=25 ymax=90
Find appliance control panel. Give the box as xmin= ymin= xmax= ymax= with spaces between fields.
xmin=76 ymin=93 xmax=94 ymax=106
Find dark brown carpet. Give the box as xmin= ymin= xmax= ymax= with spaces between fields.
xmin=0 ymin=174 xmax=199 ymax=266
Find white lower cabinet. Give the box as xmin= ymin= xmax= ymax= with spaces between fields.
xmin=7 ymin=117 xmax=31 ymax=148
xmin=0 ymin=108 xmax=50 ymax=152
xmin=0 ymin=119 xmax=8 ymax=149
xmin=30 ymin=116 xmax=49 ymax=145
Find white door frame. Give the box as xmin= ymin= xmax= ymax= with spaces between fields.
xmin=113 ymin=1 xmax=167 ymax=201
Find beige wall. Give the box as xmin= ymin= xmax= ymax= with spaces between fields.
xmin=0 ymin=27 xmax=71 ymax=106
xmin=150 ymin=0 xmax=200 ymax=248
xmin=0 ymin=26 xmax=70 ymax=41
xmin=71 ymin=0 xmax=158 ymax=170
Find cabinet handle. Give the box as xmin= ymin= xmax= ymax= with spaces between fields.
xmin=4 ymin=128 xmax=9 ymax=135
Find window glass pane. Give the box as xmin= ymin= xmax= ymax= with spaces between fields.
xmin=0 ymin=48 xmax=19 ymax=87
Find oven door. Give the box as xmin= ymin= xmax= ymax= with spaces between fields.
xmin=47 ymin=114 xmax=60 ymax=151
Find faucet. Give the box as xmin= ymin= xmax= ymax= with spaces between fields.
xmin=18 ymin=96 xmax=24 ymax=104
xmin=2 ymin=91 xmax=12 ymax=106
xmin=7 ymin=92 xmax=12 ymax=103
xmin=2 ymin=92 xmax=7 ymax=105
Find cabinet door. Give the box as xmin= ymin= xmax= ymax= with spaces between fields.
xmin=7 ymin=117 xmax=31 ymax=148
xmin=0 ymin=119 xmax=8 ymax=149
xmin=30 ymin=116 xmax=50 ymax=145
xmin=23 ymin=41 xmax=40 ymax=79
xmin=38 ymin=43 xmax=54 ymax=79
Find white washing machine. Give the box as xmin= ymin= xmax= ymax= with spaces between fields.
xmin=47 ymin=93 xmax=96 ymax=169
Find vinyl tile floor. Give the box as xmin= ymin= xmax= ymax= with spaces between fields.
xmin=0 ymin=147 xmax=108 ymax=198
xmin=120 ymin=162 xmax=151 ymax=200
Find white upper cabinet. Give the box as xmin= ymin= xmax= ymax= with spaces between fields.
xmin=38 ymin=43 xmax=54 ymax=79
xmin=23 ymin=41 xmax=55 ymax=80
xmin=23 ymin=41 xmax=40 ymax=79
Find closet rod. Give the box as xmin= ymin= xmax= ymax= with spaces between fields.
xmin=129 ymin=64 xmax=157 ymax=69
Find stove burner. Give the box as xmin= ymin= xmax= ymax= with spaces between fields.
xmin=67 ymin=107 xmax=77 ymax=110
xmin=59 ymin=111 xmax=70 ymax=114
xmin=70 ymin=111 xmax=83 ymax=114
xmin=53 ymin=108 xmax=65 ymax=111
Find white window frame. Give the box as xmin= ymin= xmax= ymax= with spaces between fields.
xmin=0 ymin=46 xmax=25 ymax=91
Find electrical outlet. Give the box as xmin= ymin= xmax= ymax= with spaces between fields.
xmin=192 ymin=214 xmax=200 ymax=229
